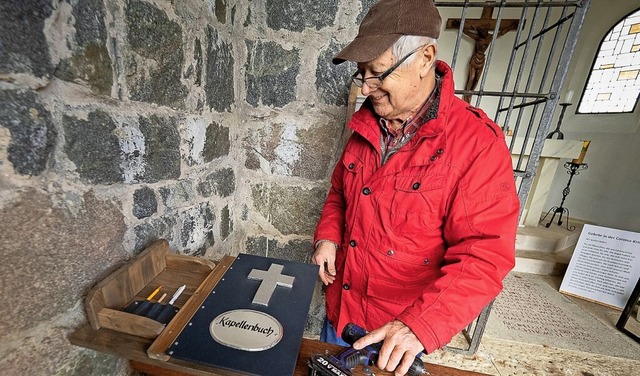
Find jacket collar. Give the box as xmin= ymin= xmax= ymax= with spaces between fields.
xmin=349 ymin=60 xmax=455 ymax=147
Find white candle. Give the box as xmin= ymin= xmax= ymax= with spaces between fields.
xmin=565 ymin=90 xmax=574 ymax=103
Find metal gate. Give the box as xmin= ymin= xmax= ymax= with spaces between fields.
xmin=433 ymin=0 xmax=592 ymax=354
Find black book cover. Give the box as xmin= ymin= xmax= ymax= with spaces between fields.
xmin=168 ymin=253 xmax=319 ymax=375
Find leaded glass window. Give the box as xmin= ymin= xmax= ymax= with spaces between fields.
xmin=578 ymin=9 xmax=640 ymax=114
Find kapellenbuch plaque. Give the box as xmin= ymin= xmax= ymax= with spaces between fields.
xmin=167 ymin=253 xmax=319 ymax=375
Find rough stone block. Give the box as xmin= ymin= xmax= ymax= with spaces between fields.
xmin=56 ymin=43 xmax=113 ymax=96
xmin=243 ymin=7 xmax=252 ymax=27
xmin=0 ymin=0 xmax=53 ymax=77
xmin=63 ymin=110 xmax=122 ymax=184
xmin=133 ymin=215 xmax=178 ymax=253
xmin=125 ymin=0 xmax=187 ymax=108
xmin=214 ymin=0 xmax=226 ymax=23
xmin=159 ymin=180 xmax=196 ymax=209
xmin=316 ymin=40 xmax=353 ymax=106
xmin=230 ymin=4 xmax=237 ymax=25
xmin=184 ymin=117 xmax=207 ymax=166
xmin=241 ymin=204 xmax=249 ymax=221
xmin=244 ymin=120 xmax=338 ymax=180
xmin=178 ymin=203 xmax=215 ymax=255
xmin=266 ymin=0 xmax=338 ymax=32
xmin=197 ymin=167 xmax=235 ymax=198
xmin=245 ymin=40 xmax=299 ymax=108
xmin=193 ymin=38 xmax=203 ymax=86
xmin=138 ymin=115 xmax=181 ymax=182
xmin=55 ymin=0 xmax=113 ymax=95
xmin=0 ymin=327 xmax=127 ymax=375
xmin=203 ymin=121 xmax=230 ymax=162
xmin=132 ymin=186 xmax=157 ymax=219
xmin=72 ymin=0 xmax=107 ymax=46
xmin=0 ymin=89 xmax=56 ymax=176
xmin=305 ymin=283 xmax=326 ymax=336
xmin=220 ymin=204 xmax=233 ymax=240
xmin=251 ymin=184 xmax=326 ymax=236
xmin=0 ymin=190 xmax=127 ymax=337
xmin=65 ymin=112 xmax=180 ymax=184
xmin=205 ymin=26 xmax=234 ymax=112
xmin=292 ymin=122 xmax=340 ymax=180
xmin=245 ymin=236 xmax=312 ymax=264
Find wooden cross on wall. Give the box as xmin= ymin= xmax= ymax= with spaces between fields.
xmin=446 ymin=5 xmax=521 ymax=103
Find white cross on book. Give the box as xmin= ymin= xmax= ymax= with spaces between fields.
xmin=247 ymin=264 xmax=295 ymax=306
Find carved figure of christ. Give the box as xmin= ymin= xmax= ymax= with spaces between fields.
xmin=446 ymin=6 xmax=520 ymax=103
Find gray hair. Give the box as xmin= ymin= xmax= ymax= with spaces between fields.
xmin=392 ymin=35 xmax=438 ymax=67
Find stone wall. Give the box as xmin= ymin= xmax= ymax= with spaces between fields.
xmin=0 ymin=0 xmax=373 ymax=374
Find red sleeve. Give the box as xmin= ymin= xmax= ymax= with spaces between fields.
xmin=313 ymin=149 xmax=348 ymax=249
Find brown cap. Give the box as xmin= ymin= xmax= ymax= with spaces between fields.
xmin=333 ymin=0 xmax=441 ymax=65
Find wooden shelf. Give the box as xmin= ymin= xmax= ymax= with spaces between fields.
xmin=72 ymin=239 xmax=488 ymax=376
xmin=69 ymin=324 xmax=488 ymax=376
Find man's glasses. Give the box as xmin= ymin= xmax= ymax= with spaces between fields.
xmin=351 ymin=47 xmax=421 ymax=89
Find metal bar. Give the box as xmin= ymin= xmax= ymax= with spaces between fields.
xmin=517 ymin=4 xmax=570 ymax=181
xmin=530 ymin=5 xmax=570 ymax=123
xmin=514 ymin=13 xmax=574 ymax=49
xmin=497 ymin=98 xmax=547 ymax=112
xmin=513 ymin=4 xmax=552 ymax=172
xmin=444 ymin=301 xmax=494 ymax=355
xmin=520 ymin=4 xmax=573 ymax=179
xmin=450 ymin=0 xmax=471 ymax=71
xmin=499 ymin=0 xmax=534 ymax=138
xmin=474 ymin=0 xmax=508 ymax=107
xmin=437 ymin=0 xmax=592 ymax=356
xmin=516 ymin=0 xmax=591 ymax=211
xmin=494 ymin=2 xmax=531 ymax=129
xmin=455 ymin=90 xmax=549 ymax=98
xmin=507 ymin=1 xmax=544 ymax=155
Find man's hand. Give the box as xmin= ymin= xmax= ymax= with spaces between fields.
xmin=352 ymin=320 xmax=424 ymax=376
xmin=311 ymin=241 xmax=337 ymax=285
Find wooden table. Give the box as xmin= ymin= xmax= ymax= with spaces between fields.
xmin=69 ymin=323 xmax=488 ymax=376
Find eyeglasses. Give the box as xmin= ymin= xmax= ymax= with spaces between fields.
xmin=351 ymin=47 xmax=421 ymax=89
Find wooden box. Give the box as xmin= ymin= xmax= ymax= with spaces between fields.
xmin=84 ymin=239 xmax=220 ymax=339
xmin=74 ymin=240 xmax=479 ymax=376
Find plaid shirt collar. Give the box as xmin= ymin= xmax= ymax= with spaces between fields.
xmin=379 ymin=74 xmax=442 ymax=164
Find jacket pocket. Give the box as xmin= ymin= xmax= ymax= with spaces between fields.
xmin=365 ymin=247 xmax=443 ymax=308
xmin=366 ymin=272 xmax=431 ymax=306
xmin=390 ymin=174 xmax=444 ymax=235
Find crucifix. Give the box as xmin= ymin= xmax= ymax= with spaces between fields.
xmin=248 ymin=263 xmax=295 ymax=306
xmin=447 ymin=5 xmax=521 ymax=103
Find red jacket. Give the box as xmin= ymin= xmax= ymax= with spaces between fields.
xmin=314 ymin=61 xmax=519 ymax=353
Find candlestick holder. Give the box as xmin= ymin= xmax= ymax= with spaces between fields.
xmin=540 ymin=161 xmax=588 ymax=230
xmin=546 ymin=102 xmax=572 ymax=140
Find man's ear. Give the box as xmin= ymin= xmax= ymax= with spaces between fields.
xmin=419 ymin=44 xmax=437 ymax=77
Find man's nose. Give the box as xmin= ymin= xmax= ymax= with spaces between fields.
xmin=360 ymin=82 xmax=375 ymax=96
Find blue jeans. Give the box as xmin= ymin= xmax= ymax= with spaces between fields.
xmin=320 ymin=316 xmax=350 ymax=347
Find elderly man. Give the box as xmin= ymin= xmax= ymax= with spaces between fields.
xmin=311 ymin=0 xmax=519 ymax=375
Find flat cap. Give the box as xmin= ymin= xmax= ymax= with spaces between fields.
xmin=333 ymin=0 xmax=441 ymax=64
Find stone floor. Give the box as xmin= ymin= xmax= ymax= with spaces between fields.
xmin=420 ymin=219 xmax=640 ymax=376
xmin=425 ymin=272 xmax=640 ymax=375
xmin=428 ymin=336 xmax=640 ymax=376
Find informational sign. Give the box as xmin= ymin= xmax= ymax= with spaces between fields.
xmin=560 ymin=224 xmax=640 ymax=309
